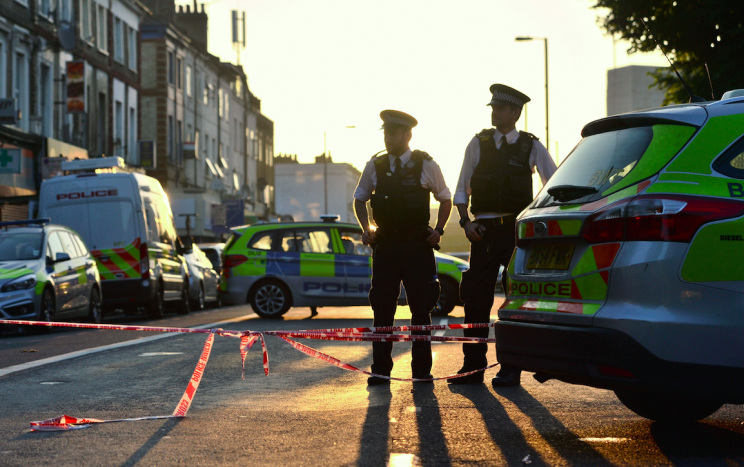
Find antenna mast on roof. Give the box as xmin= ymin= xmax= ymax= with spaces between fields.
xmin=231 ymin=10 xmax=246 ymax=65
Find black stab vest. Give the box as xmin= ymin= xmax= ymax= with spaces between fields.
xmin=370 ymin=151 xmax=431 ymax=231
xmin=470 ymin=130 xmax=535 ymax=214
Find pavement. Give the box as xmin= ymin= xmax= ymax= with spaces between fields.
xmin=1 ymin=298 xmax=744 ymax=466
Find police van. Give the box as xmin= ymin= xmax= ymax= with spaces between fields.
xmin=38 ymin=158 xmax=190 ymax=320
xmin=497 ymin=90 xmax=744 ymax=422
xmin=219 ymin=216 xmax=469 ymax=318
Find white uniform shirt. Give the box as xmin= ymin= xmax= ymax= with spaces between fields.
xmin=354 ymin=148 xmax=452 ymax=202
xmin=454 ymin=128 xmax=557 ymax=218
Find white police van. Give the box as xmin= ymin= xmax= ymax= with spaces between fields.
xmin=38 ymin=157 xmax=190 ymax=319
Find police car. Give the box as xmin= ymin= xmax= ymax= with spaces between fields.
xmin=496 ymin=89 xmax=744 ymax=422
xmin=219 ymin=217 xmax=468 ymax=318
xmin=0 ymin=219 xmax=102 ymax=327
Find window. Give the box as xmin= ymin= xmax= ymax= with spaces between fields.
xmin=185 ymin=66 xmax=192 ymax=97
xmin=277 ymin=229 xmax=299 ymax=252
xmin=59 ymin=0 xmax=72 ymax=23
xmin=128 ymin=107 xmax=136 ymax=165
xmin=224 ymin=92 xmax=229 ymax=120
xmin=44 ymin=204 xmax=90 ymax=245
xmin=80 ymin=0 xmax=91 ymax=40
xmin=338 ymin=229 xmax=373 ymax=256
xmin=72 ymin=234 xmax=88 ymax=256
xmin=168 ymin=51 xmax=174 ymax=85
xmin=0 ymin=233 xmax=42 ymax=261
xmin=88 ymin=201 xmax=136 ymax=249
xmin=57 ymin=231 xmax=80 ymax=258
xmin=295 ymin=229 xmax=332 ymax=254
xmin=203 ymin=80 xmax=209 ymax=105
xmin=167 ymin=116 xmax=174 ymax=161
xmin=14 ymin=52 xmax=29 ymax=132
xmin=248 ymin=232 xmax=273 ymax=251
xmin=114 ymin=17 xmax=124 ymax=62
xmin=218 ymin=88 xmax=223 ymax=117
xmin=176 ymin=58 xmax=183 ymax=89
xmin=128 ymin=27 xmax=137 ymax=70
xmin=47 ymin=233 xmax=65 ymax=261
xmin=0 ymin=39 xmax=5 ymax=98
xmin=97 ymin=4 xmax=108 ymax=53
xmin=144 ymin=202 xmax=159 ymax=244
xmin=712 ymin=135 xmax=744 ymax=179
xmin=115 ymin=101 xmax=123 ymax=157
xmin=177 ymin=119 xmax=182 ymax=165
xmin=39 ymin=0 xmax=52 ymax=18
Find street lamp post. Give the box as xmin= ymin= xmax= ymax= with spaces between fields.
xmin=323 ymin=126 xmax=356 ymax=214
xmin=515 ymin=36 xmax=548 ymax=152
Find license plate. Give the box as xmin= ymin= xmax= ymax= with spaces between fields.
xmin=527 ymin=244 xmax=575 ymax=270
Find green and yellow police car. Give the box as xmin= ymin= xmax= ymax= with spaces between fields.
xmin=497 ymin=89 xmax=744 ymax=422
xmin=219 ymin=217 xmax=468 ymax=318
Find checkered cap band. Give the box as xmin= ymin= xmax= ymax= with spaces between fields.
xmin=491 ymin=92 xmax=526 ymax=106
xmin=384 ymin=116 xmax=413 ymax=126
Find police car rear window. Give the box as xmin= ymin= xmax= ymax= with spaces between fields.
xmin=535 ymin=124 xmax=695 ymax=206
xmin=712 ymin=135 xmax=744 ymax=180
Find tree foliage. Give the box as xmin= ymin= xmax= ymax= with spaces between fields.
xmin=592 ymin=0 xmax=744 ymax=104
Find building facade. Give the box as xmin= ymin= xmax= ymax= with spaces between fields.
xmin=139 ymin=0 xmax=274 ymax=241
xmin=607 ymin=65 xmax=666 ymax=116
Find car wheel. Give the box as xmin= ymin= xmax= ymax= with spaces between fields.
xmin=146 ymin=283 xmax=165 ymax=319
xmin=34 ymin=287 xmax=55 ymax=334
xmin=214 ymin=293 xmax=223 ymax=309
xmin=87 ymin=287 xmax=104 ymax=324
xmin=614 ymin=390 xmax=723 ymax=423
xmin=177 ymin=279 xmax=191 ymax=315
xmin=191 ymin=283 xmax=205 ymax=311
xmin=432 ymin=277 xmax=457 ymax=317
xmin=250 ymin=280 xmax=291 ymax=319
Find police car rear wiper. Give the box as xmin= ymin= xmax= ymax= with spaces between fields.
xmin=547 ymin=185 xmax=598 ymax=202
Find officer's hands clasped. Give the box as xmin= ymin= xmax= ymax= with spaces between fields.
xmin=425 ymin=227 xmax=441 ymax=247
xmin=362 ymin=227 xmax=376 ymax=246
xmin=463 ymin=220 xmax=485 ymax=242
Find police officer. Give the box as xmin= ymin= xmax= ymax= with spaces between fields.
xmin=353 ymin=110 xmax=452 ymax=385
xmin=450 ymin=85 xmax=557 ymax=387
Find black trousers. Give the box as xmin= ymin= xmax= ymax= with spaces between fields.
xmin=459 ymin=217 xmax=520 ymax=375
xmin=369 ymin=240 xmax=440 ymax=376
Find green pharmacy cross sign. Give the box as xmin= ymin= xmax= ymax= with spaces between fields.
xmin=0 ymin=148 xmax=21 ymax=174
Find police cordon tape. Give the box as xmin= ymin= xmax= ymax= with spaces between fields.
xmin=1 ymin=319 xmax=500 ymax=431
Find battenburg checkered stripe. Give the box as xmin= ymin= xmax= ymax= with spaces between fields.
xmin=384 ymin=116 xmax=412 ymax=126
xmin=492 ymin=92 xmax=525 ymax=106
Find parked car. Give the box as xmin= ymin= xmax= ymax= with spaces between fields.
xmin=0 ymin=219 xmax=102 ymax=325
xmin=497 ymin=89 xmax=744 ymax=422
xmin=197 ymin=243 xmax=225 ymax=274
xmin=38 ymin=157 xmax=190 ymax=320
xmin=183 ymin=244 xmax=221 ymax=310
xmin=218 ymin=217 xmax=468 ymax=318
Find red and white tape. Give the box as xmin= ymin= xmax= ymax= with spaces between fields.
xmin=1 ymin=319 xmax=499 ymax=431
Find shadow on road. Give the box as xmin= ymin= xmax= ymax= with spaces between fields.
xmin=651 ymin=421 xmax=744 ymax=464
xmin=413 ymin=383 xmax=451 ymax=466
xmin=357 ymin=386 xmax=393 ymax=467
xmin=497 ymin=386 xmax=613 ymax=466
xmin=450 ymin=384 xmax=543 ymax=466
xmin=120 ymin=417 xmax=182 ymax=467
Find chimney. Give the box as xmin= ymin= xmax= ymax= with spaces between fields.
xmin=186 ymin=4 xmax=190 ymax=12
xmin=174 ymin=3 xmax=209 ymax=49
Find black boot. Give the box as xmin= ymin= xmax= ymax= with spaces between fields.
xmin=367 ymin=375 xmax=390 ymax=385
xmin=491 ymin=370 xmax=521 ymax=387
xmin=448 ymin=365 xmax=485 ymax=385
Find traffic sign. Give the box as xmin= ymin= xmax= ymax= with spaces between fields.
xmin=0 ymin=148 xmax=21 ymax=174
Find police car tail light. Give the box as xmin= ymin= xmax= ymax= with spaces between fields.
xmin=140 ymin=242 xmax=150 ymax=280
xmin=223 ymin=254 xmax=248 ymax=269
xmin=626 ymin=195 xmax=744 ymax=242
xmin=581 ymin=200 xmax=629 ymax=244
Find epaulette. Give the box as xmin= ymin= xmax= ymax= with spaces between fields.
xmin=371 ymin=150 xmax=387 ymax=163
xmin=412 ymin=150 xmax=433 ymax=161
xmin=477 ymin=128 xmax=495 ymax=141
xmin=519 ymin=131 xmax=539 ymax=141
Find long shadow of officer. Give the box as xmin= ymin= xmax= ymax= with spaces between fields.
xmin=353 ymin=110 xmax=452 ymax=385
xmin=451 ymin=85 xmax=557 ymax=388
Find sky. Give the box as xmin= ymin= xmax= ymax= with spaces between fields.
xmin=175 ymin=0 xmax=668 ymax=194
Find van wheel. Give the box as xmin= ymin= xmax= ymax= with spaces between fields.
xmin=87 ymin=287 xmax=104 ymax=324
xmin=147 ymin=283 xmax=165 ymax=319
xmin=432 ymin=278 xmax=457 ymax=317
xmin=177 ymin=279 xmax=191 ymax=315
xmin=614 ymin=390 xmax=723 ymax=423
xmin=191 ymin=283 xmax=205 ymax=311
xmin=250 ymin=280 xmax=291 ymax=319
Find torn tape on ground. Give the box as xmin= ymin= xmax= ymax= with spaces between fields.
xmin=1 ymin=320 xmax=500 ymax=431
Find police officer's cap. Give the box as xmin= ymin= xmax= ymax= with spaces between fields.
xmin=380 ymin=110 xmax=418 ymax=129
xmin=488 ymin=84 xmax=531 ymax=108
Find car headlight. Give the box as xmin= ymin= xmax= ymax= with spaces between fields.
xmin=1 ymin=275 xmax=37 ymax=293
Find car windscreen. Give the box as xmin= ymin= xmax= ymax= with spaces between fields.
xmin=0 ymin=232 xmax=43 ymax=261
xmin=534 ymin=124 xmax=696 ymax=207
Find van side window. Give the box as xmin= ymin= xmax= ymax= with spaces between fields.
xmin=144 ymin=201 xmax=160 ymax=244
xmin=57 ymin=231 xmax=80 ymax=258
xmin=47 ymin=232 xmax=65 ymax=260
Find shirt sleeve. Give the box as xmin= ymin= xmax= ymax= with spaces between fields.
xmin=453 ymin=137 xmax=480 ymax=206
xmin=422 ymin=159 xmax=451 ymax=202
xmin=529 ymin=140 xmax=558 ymax=185
xmin=353 ymin=160 xmax=376 ymax=202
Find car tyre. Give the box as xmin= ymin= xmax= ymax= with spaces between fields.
xmin=250 ymin=280 xmax=291 ymax=319
xmin=146 ymin=282 xmax=165 ymax=319
xmin=614 ymin=390 xmax=723 ymax=423
xmin=191 ymin=282 xmax=205 ymax=311
xmin=34 ymin=287 xmax=55 ymax=334
xmin=432 ymin=277 xmax=457 ymax=317
xmin=87 ymin=287 xmax=104 ymax=324
xmin=177 ymin=279 xmax=191 ymax=315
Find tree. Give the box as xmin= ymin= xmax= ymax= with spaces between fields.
xmin=592 ymin=0 xmax=744 ymax=104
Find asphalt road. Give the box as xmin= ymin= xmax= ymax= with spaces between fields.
xmin=1 ymin=298 xmax=744 ymax=466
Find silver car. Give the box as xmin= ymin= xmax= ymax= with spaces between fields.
xmin=0 ymin=219 xmax=103 ymax=327
xmin=184 ymin=244 xmax=221 ymax=310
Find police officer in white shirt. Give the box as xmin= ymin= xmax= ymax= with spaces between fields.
xmin=450 ymin=85 xmax=557 ymax=387
xmin=354 ymin=110 xmax=452 ymax=385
